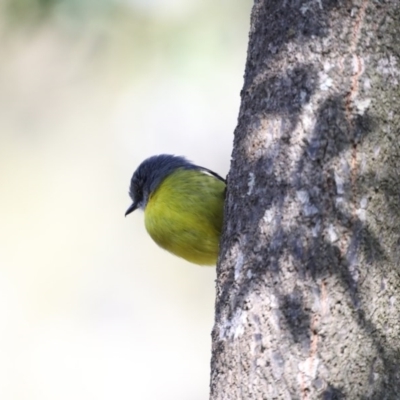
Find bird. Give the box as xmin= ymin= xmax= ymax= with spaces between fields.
xmin=125 ymin=154 xmax=226 ymax=265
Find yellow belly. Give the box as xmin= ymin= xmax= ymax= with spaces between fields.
xmin=144 ymin=169 xmax=225 ymax=265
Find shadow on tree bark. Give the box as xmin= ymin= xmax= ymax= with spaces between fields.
xmin=214 ymin=48 xmax=400 ymax=400
xmin=212 ymin=0 xmax=400 ymax=398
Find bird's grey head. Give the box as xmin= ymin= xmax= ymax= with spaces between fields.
xmin=125 ymin=154 xmax=194 ymax=216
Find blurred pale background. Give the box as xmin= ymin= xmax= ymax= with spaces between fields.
xmin=0 ymin=0 xmax=251 ymax=399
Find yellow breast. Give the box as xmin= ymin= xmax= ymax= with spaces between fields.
xmin=144 ymin=168 xmax=225 ymax=265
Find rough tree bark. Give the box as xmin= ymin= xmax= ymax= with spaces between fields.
xmin=210 ymin=1 xmax=400 ymax=399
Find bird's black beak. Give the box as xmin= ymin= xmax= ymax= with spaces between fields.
xmin=125 ymin=202 xmax=138 ymax=217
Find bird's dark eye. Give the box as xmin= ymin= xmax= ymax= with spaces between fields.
xmin=129 ymin=178 xmax=143 ymax=203
xmin=134 ymin=188 xmax=143 ymax=204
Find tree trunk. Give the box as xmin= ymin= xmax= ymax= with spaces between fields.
xmin=210 ymin=1 xmax=400 ymax=399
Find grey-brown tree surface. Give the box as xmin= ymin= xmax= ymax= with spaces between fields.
xmin=210 ymin=1 xmax=400 ymax=399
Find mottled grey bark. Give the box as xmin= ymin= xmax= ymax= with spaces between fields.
xmin=210 ymin=1 xmax=400 ymax=399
